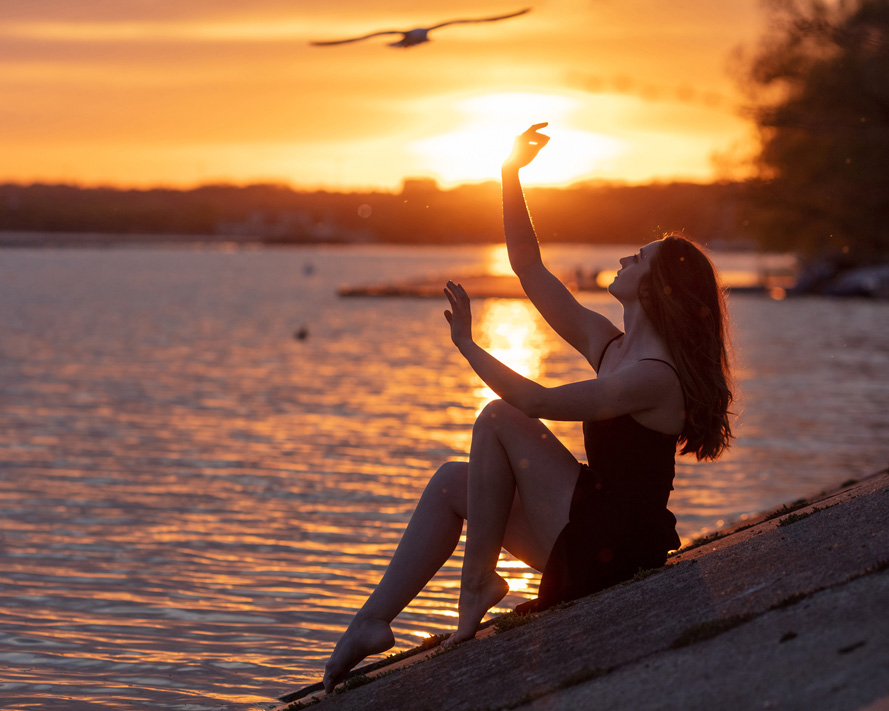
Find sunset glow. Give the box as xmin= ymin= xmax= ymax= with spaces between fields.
xmin=0 ymin=1 xmax=767 ymax=189
xmin=411 ymin=92 xmax=624 ymax=186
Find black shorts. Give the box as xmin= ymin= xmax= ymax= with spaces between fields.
xmin=518 ymin=462 xmax=680 ymax=613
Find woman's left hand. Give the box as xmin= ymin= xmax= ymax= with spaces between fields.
xmin=503 ymin=123 xmax=550 ymax=170
xmin=444 ymin=281 xmax=473 ymax=347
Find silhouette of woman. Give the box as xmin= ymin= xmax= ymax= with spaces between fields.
xmin=322 ymin=123 xmax=734 ymax=693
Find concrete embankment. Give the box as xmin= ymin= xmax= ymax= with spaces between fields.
xmin=281 ymin=470 xmax=889 ymax=711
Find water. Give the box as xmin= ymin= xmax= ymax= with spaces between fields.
xmin=1 ymin=243 xmax=887 ymax=710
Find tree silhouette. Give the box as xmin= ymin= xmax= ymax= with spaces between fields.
xmin=740 ymin=0 xmax=889 ymax=260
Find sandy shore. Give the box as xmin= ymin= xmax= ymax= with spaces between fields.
xmin=276 ymin=469 xmax=889 ymax=711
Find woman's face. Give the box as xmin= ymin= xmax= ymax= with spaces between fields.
xmin=608 ymin=240 xmax=663 ymax=301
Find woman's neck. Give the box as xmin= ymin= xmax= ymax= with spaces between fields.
xmin=618 ymin=302 xmax=669 ymax=360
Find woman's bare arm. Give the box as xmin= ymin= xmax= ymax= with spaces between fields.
xmin=444 ymin=282 xmax=675 ymax=422
xmin=502 ymin=125 xmax=620 ymax=365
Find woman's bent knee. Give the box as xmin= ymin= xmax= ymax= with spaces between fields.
xmin=431 ymin=460 xmax=467 ymax=483
xmin=474 ymin=399 xmax=526 ymax=434
xmin=478 ymin=398 xmax=517 ymax=419
xmin=426 ymin=461 xmax=468 ymax=507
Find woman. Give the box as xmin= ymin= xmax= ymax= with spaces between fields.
xmin=322 ymin=123 xmax=733 ymax=693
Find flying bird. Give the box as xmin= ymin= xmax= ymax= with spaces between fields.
xmin=310 ymin=8 xmax=531 ymax=48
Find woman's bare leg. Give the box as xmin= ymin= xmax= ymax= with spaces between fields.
xmin=323 ymin=461 xmax=467 ymax=692
xmin=323 ymin=402 xmax=579 ymax=688
xmin=445 ymin=399 xmax=580 ymax=647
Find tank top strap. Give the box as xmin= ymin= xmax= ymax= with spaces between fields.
xmin=596 ymin=333 xmax=624 ymax=371
xmin=638 ymin=358 xmax=686 ymax=406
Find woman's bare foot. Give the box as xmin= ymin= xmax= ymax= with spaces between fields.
xmin=323 ymin=614 xmax=395 ymax=693
xmin=442 ymin=572 xmax=509 ymax=649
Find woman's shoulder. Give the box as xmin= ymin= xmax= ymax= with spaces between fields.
xmin=591 ymin=331 xmax=624 ymax=374
xmin=637 ymin=356 xmax=680 ymax=378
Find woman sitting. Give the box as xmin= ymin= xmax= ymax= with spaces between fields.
xmin=322 ymin=123 xmax=734 ymax=693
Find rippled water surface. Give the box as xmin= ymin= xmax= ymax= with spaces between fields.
xmin=1 ymin=244 xmax=887 ymax=710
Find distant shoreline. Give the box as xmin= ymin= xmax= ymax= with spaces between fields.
xmin=0 ymin=181 xmax=760 ymax=248
xmin=0 ymin=230 xmax=760 ymax=250
xmin=0 ymin=231 xmax=276 ymax=247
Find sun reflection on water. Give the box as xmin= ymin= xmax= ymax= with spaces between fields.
xmin=483 ymin=244 xmax=514 ymax=277
xmin=474 ymin=300 xmax=550 ymax=413
xmin=468 ymin=290 xmax=554 ymax=601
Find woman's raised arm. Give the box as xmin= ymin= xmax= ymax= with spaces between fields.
xmin=502 ymin=124 xmax=620 ymax=366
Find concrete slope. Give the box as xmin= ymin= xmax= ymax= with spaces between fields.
xmin=281 ymin=471 xmax=889 ymax=711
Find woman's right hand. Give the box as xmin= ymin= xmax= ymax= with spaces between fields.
xmin=443 ymin=281 xmax=473 ymax=349
xmin=503 ymin=123 xmax=550 ymax=170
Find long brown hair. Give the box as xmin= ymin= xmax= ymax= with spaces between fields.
xmin=642 ymin=233 xmax=734 ymax=461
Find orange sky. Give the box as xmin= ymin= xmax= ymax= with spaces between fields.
xmin=0 ymin=0 xmax=771 ymax=191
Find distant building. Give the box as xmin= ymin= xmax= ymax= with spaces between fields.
xmin=215 ymin=209 xmax=374 ymax=243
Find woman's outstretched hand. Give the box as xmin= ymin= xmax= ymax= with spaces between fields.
xmin=444 ymin=281 xmax=473 ymax=348
xmin=503 ymin=122 xmax=550 ymax=170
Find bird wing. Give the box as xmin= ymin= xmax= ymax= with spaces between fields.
xmin=310 ymin=30 xmax=404 ymax=46
xmin=427 ymin=8 xmax=531 ymax=31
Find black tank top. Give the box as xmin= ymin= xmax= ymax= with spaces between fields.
xmin=586 ymin=334 xmax=681 ymax=508
xmin=583 ymin=415 xmax=678 ymax=508
xmin=521 ymin=337 xmax=683 ymax=612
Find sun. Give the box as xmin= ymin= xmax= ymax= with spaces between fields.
xmin=409 ymin=91 xmax=624 ymax=186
